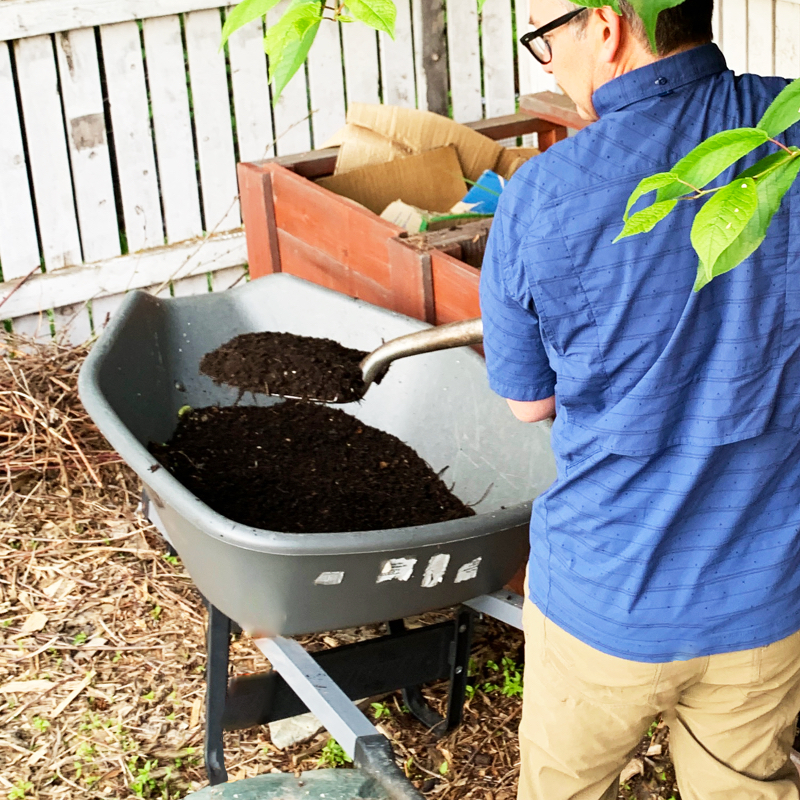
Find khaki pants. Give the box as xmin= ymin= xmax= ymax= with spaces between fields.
xmin=519 ymin=600 xmax=800 ymax=800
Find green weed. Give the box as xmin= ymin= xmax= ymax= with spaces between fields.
xmin=9 ymin=781 xmax=33 ymax=800
xmin=500 ymin=656 xmax=524 ymax=697
xmin=370 ymin=701 xmax=391 ymax=720
xmin=32 ymin=716 xmax=50 ymax=733
xmin=317 ymin=738 xmax=352 ymax=768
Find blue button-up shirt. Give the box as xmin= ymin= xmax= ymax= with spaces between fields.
xmin=480 ymin=44 xmax=800 ymax=661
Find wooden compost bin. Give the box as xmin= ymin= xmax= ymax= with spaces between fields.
xmin=238 ymin=96 xmax=573 ymax=325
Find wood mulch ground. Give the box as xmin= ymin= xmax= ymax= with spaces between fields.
xmin=0 ymin=335 xmax=679 ymax=800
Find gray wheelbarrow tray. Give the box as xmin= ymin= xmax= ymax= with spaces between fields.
xmin=78 ymin=274 xmax=555 ymax=637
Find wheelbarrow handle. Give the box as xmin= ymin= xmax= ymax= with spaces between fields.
xmin=360 ymin=317 xmax=484 ymax=388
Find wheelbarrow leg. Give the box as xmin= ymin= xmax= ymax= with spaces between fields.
xmin=388 ymin=608 xmax=474 ymax=735
xmin=205 ymin=604 xmax=231 ymax=785
xmin=445 ymin=607 xmax=475 ymax=730
xmin=387 ymin=619 xmax=444 ymax=731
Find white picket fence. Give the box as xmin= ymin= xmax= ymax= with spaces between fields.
xmin=0 ymin=0 xmax=797 ymax=344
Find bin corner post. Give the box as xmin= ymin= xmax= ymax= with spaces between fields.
xmin=204 ymin=604 xmax=232 ymax=786
xmin=237 ymin=162 xmax=281 ymax=280
xmin=538 ymin=125 xmax=568 ymax=151
xmin=386 ymin=236 xmax=435 ymax=324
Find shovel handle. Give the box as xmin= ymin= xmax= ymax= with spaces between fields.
xmin=360 ymin=317 xmax=484 ymax=388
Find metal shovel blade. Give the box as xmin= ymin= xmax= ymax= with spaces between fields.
xmin=359 ymin=317 xmax=484 ymax=392
xmin=277 ymin=318 xmax=484 ymax=403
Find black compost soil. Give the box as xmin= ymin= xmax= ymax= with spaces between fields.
xmin=200 ymin=331 xmax=368 ymax=402
xmin=149 ymin=401 xmax=475 ymax=533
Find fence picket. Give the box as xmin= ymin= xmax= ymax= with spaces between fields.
xmin=267 ymin=2 xmax=311 ymax=155
xmin=748 ymin=0 xmax=776 ymax=74
xmin=55 ymin=27 xmax=120 ymax=263
xmin=342 ymin=17 xmax=380 ymax=107
xmin=712 ymin=1 xmax=723 ymax=47
xmin=481 ymin=0 xmax=516 ymax=119
xmin=379 ymin=0 xmax=416 ymax=107
xmin=12 ymin=312 xmax=51 ymax=342
xmin=722 ymin=0 xmax=749 ymax=74
xmin=227 ymin=16 xmax=276 ymax=162
xmin=211 ymin=265 xmax=247 ymax=292
xmin=52 ymin=302 xmax=93 ymax=345
xmin=307 ymin=19 xmax=347 ymax=147
xmin=99 ymin=21 xmax=164 ymax=252
xmin=90 ymin=292 xmax=128 ymax=332
xmin=14 ymin=35 xmax=82 ymax=270
xmin=172 ymin=274 xmax=211 ymax=296
xmin=143 ymin=15 xmax=204 ymax=243
xmin=775 ymin=0 xmax=800 ymax=75
xmin=0 ymin=41 xmax=40 ymax=280
xmin=446 ymin=0 xmax=482 ymax=122
xmin=185 ymin=9 xmax=241 ymax=233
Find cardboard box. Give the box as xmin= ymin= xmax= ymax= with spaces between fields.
xmin=238 ymin=101 xmax=575 ymax=325
xmin=334 ymin=103 xmax=505 ymax=183
xmin=318 ymin=146 xmax=467 ymax=215
xmin=318 ymin=105 xmax=539 ymax=222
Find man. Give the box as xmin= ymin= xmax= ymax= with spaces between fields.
xmin=479 ymin=1 xmax=800 ymax=799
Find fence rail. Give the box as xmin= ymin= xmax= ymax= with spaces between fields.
xmin=0 ymin=0 xmax=798 ymax=344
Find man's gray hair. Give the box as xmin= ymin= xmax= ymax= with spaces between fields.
xmin=560 ymin=0 xmax=714 ymax=55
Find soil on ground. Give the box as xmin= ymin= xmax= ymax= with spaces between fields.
xmin=200 ymin=331 xmax=368 ymax=403
xmin=149 ymin=401 xmax=474 ymax=533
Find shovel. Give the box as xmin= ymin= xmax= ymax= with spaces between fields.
xmin=271 ymin=317 xmax=484 ymax=403
xmin=359 ymin=316 xmax=483 ymax=395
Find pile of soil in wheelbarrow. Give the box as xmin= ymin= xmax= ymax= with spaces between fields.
xmin=200 ymin=331 xmax=368 ymax=403
xmin=149 ymin=401 xmax=474 ymax=533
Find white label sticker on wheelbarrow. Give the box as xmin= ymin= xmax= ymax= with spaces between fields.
xmin=377 ymin=558 xmax=417 ymax=583
xmin=421 ymin=554 xmax=451 ymax=588
xmin=314 ymin=571 xmax=345 ymax=586
xmin=455 ymin=557 xmax=482 ymax=583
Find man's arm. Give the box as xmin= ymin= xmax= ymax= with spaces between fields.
xmin=506 ymin=396 xmax=555 ymax=423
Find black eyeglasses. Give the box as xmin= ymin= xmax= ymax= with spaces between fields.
xmin=520 ymin=7 xmax=587 ymax=64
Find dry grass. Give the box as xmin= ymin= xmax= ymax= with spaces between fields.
xmin=0 ymin=334 xmax=678 ymax=800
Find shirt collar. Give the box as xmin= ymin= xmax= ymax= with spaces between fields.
xmin=592 ymin=43 xmax=728 ymax=117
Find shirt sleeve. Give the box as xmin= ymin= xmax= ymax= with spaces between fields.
xmin=479 ymin=180 xmax=557 ymax=403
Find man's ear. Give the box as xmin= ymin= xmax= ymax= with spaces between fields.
xmin=593 ymin=5 xmax=623 ymax=63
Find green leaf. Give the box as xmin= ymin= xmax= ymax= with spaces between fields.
xmin=625 ymin=0 xmax=688 ymax=51
xmin=221 ymin=0 xmax=281 ymax=47
xmin=690 ymin=177 xmax=758 ymax=287
xmin=344 ymin=0 xmax=396 ymax=37
xmin=623 ymin=172 xmax=678 ymax=220
xmin=477 ymin=0 xmax=487 ymax=12
xmin=264 ymin=0 xmax=322 ymax=102
xmin=756 ymin=77 xmax=800 ymax=138
xmin=694 ymin=152 xmax=800 ymax=290
xmin=657 ymin=128 xmax=771 ymax=202
xmin=614 ymin=199 xmax=677 ymax=241
xmin=737 ymin=149 xmax=793 ymax=180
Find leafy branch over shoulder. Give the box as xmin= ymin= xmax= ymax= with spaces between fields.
xmin=222 ymin=0 xmax=396 ymax=102
xmin=615 ymin=77 xmax=800 ymax=291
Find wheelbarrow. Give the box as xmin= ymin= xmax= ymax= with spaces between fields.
xmin=78 ymin=274 xmax=555 ymax=798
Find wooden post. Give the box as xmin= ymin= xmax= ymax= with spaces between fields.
xmin=418 ymin=0 xmax=449 ymax=116
xmin=237 ymin=162 xmax=281 ymax=279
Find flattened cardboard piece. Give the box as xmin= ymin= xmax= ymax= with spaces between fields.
xmin=345 ymin=103 xmax=503 ymax=183
xmin=381 ymin=200 xmax=492 ymax=233
xmin=318 ymin=146 xmax=467 ymax=215
xmin=381 ymin=200 xmax=428 ymax=233
xmin=496 ymin=147 xmax=540 ymax=180
xmin=333 ymin=123 xmax=412 ymax=175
